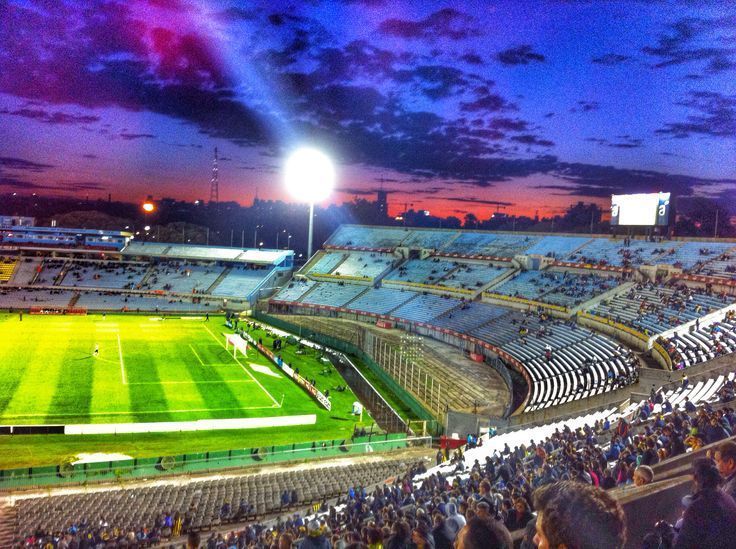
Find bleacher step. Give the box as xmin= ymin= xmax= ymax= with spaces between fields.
xmin=205 ymin=267 xmax=231 ymax=294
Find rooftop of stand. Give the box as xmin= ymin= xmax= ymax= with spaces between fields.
xmin=122 ymin=241 xmax=292 ymax=265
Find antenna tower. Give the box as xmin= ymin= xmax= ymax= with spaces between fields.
xmin=209 ymin=147 xmax=219 ymax=203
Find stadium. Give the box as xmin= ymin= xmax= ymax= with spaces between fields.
xmin=3 ymin=1 xmax=736 ymax=548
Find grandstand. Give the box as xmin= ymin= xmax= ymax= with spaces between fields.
xmin=3 ymin=221 xmax=736 ymax=549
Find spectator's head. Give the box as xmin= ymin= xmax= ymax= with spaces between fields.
xmin=479 ymin=479 xmax=491 ymax=495
xmin=514 ymin=498 xmax=531 ymax=514
xmin=475 ymin=501 xmax=491 ymax=520
xmin=410 ymin=523 xmax=432 ymax=549
xmin=186 ymin=531 xmax=201 ymax=549
xmin=633 ymin=465 xmax=654 ymax=487
xmin=532 ymin=481 xmax=626 ymax=549
xmin=692 ymin=457 xmax=722 ymax=491
xmin=715 ymin=441 xmax=736 ymax=479
xmin=455 ymin=516 xmax=512 ymax=549
xmin=278 ymin=532 xmax=293 ymax=549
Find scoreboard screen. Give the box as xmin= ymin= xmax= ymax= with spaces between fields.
xmin=611 ymin=192 xmax=670 ymax=226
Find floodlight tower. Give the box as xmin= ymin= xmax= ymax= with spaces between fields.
xmin=210 ymin=147 xmax=219 ymax=204
xmin=284 ymin=147 xmax=335 ymax=259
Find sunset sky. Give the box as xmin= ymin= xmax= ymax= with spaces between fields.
xmin=1 ymin=0 xmax=735 ymax=219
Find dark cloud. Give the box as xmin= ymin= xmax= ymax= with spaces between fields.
xmin=460 ymin=88 xmax=516 ymax=113
xmin=489 ymin=118 xmax=528 ymax=131
xmin=511 ymin=135 xmax=554 ymax=147
xmin=591 ymin=53 xmax=631 ymax=65
xmin=0 ymin=107 xmax=100 ymax=125
xmin=497 ymin=45 xmax=546 ymax=66
xmin=378 ymin=8 xmax=479 ymax=41
xmin=459 ymin=52 xmax=483 ymax=65
xmin=656 ymin=90 xmax=736 ymax=138
xmin=119 ymin=132 xmax=155 ymax=140
xmin=0 ymin=157 xmax=55 ymax=172
xmin=217 ymin=7 xmax=260 ymax=21
xmin=442 ymin=197 xmax=515 ymax=206
xmin=393 ymin=65 xmax=471 ymax=99
xmin=585 ymin=136 xmax=643 ymax=148
xmin=82 ymin=154 xmax=98 ymax=159
xmin=642 ymin=16 xmax=736 ymax=76
xmin=571 ymin=101 xmax=600 ymax=113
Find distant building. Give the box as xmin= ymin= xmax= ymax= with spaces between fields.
xmin=376 ymin=190 xmax=388 ymax=218
xmin=0 ymin=215 xmax=35 ymax=228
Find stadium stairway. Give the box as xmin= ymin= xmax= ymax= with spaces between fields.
xmin=0 ymin=500 xmax=17 ymax=547
xmin=205 ymin=266 xmax=231 ymax=294
xmin=570 ymin=280 xmax=635 ymax=316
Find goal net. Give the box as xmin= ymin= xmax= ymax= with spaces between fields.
xmin=225 ymin=333 xmax=249 ymax=359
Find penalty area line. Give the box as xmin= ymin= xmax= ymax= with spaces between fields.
xmin=202 ymin=324 xmax=281 ymax=408
xmin=189 ymin=343 xmax=205 ymax=366
xmin=117 ymin=333 xmax=127 ymax=385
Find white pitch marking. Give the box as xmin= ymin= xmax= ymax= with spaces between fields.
xmin=117 ymin=333 xmax=127 ymax=385
xmin=189 ymin=344 xmax=205 ymax=366
xmin=203 ymin=324 xmax=281 ymax=407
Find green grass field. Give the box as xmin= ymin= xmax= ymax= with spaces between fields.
xmin=0 ymin=314 xmax=373 ymax=468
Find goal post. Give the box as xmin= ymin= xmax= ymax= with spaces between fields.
xmin=225 ymin=333 xmax=248 ymax=359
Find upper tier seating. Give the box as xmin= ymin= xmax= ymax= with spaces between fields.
xmin=697 ymin=252 xmax=736 ymax=280
xmin=211 ymin=266 xmax=272 ymax=298
xmin=306 ymin=252 xmax=346 ymax=275
xmin=522 ymin=236 xmax=592 ymax=259
xmin=656 ymin=241 xmax=736 ymax=270
xmin=142 ymin=263 xmax=225 ymax=293
xmin=345 ymin=286 xmax=415 ymax=315
xmin=440 ymin=232 xmax=500 ymax=255
xmin=331 ymin=252 xmax=394 ymax=280
xmin=300 ymin=282 xmax=367 ymax=307
xmin=8 ymin=257 xmax=41 ymax=285
xmin=60 ymin=260 xmax=148 ymax=289
xmin=569 ymin=238 xmax=669 ymax=267
xmin=437 ymin=263 xmax=508 ymax=291
xmin=327 ymin=226 xmax=409 ymax=249
xmin=384 ymin=258 xmax=457 ymax=286
xmin=32 ymin=259 xmax=66 ymax=285
xmin=590 ymin=284 xmax=733 ymax=335
xmin=272 ymin=279 xmax=316 ymax=302
xmin=399 ymin=230 xmax=456 ymax=250
xmin=488 ymin=270 xmax=618 ymax=306
xmin=388 ymin=293 xmax=462 ymax=323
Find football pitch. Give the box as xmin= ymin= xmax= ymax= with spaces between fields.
xmin=0 ymin=314 xmax=357 ymax=427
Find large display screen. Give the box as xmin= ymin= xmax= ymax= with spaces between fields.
xmin=610 ymin=192 xmax=670 ymax=226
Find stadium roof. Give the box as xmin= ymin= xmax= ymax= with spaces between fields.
xmin=122 ymin=241 xmax=292 ymax=265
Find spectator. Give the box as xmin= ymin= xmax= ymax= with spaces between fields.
xmin=633 ymin=465 xmax=654 ymax=487
xmin=715 ymin=441 xmax=736 ymax=501
xmin=300 ymin=520 xmax=331 ymax=549
xmin=455 ymin=516 xmax=512 ymax=549
xmin=674 ymin=458 xmax=736 ymax=549
xmin=532 ymin=481 xmax=626 ymax=549
xmin=504 ymin=498 xmax=534 ymax=531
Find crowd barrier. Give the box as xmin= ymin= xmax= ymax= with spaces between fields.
xmin=0 ymin=433 xmax=416 ymax=490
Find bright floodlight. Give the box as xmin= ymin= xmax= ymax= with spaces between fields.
xmin=284 ymin=147 xmax=335 ymax=203
xmin=142 ymin=201 xmax=155 ymax=213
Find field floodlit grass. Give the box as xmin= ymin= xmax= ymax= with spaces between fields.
xmin=0 ymin=314 xmax=371 ymax=468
